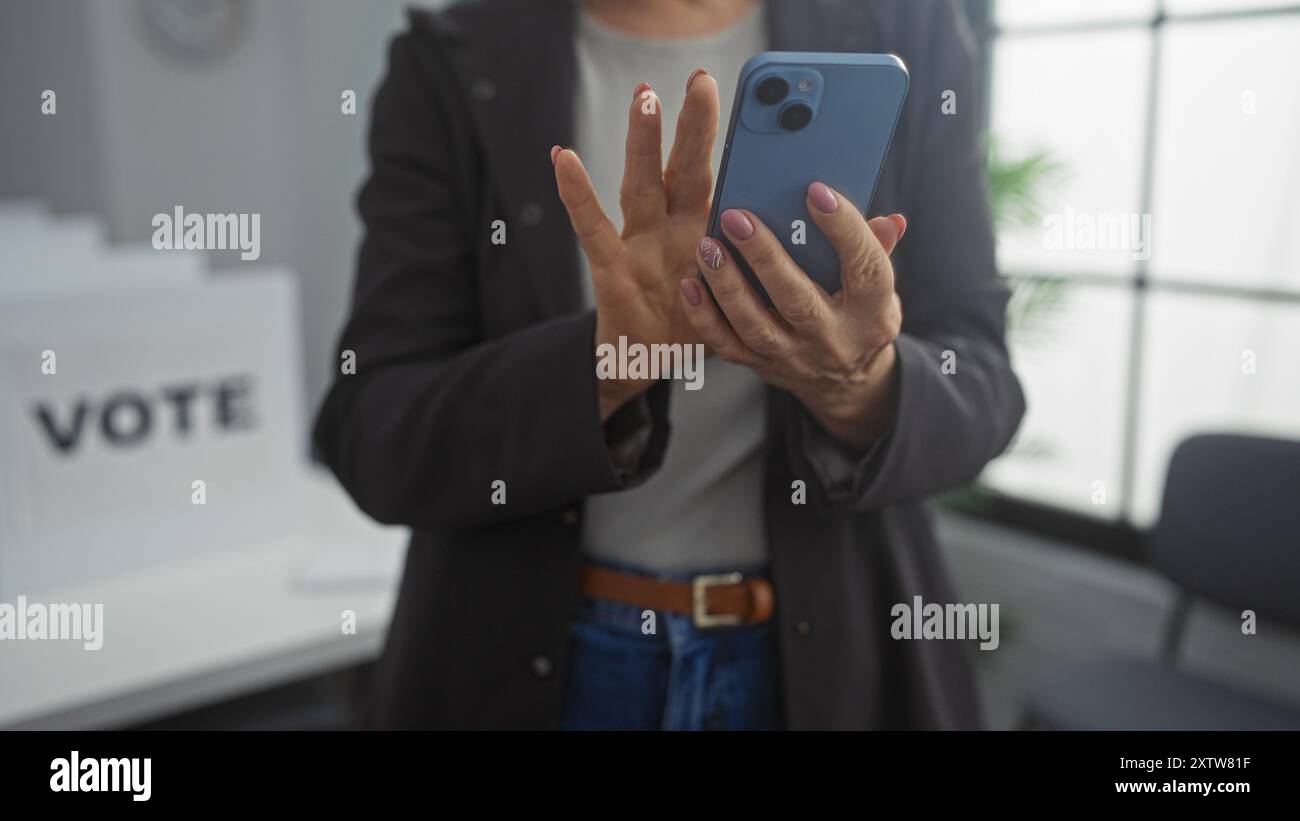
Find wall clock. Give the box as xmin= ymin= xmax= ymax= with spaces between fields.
xmin=136 ymin=0 xmax=250 ymax=64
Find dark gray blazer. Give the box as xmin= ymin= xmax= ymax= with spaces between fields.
xmin=313 ymin=0 xmax=1025 ymax=729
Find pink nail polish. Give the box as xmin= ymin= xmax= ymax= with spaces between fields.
xmin=698 ymin=238 xmax=725 ymax=270
xmin=550 ymin=145 xmax=561 ymax=166
xmin=720 ymin=209 xmax=754 ymax=240
xmin=680 ymin=278 xmax=703 ymax=307
xmin=809 ymin=181 xmax=838 ymax=214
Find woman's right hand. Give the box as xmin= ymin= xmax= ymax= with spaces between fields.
xmin=552 ymin=70 xmax=721 ymax=420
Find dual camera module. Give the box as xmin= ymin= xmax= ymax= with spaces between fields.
xmin=755 ymin=75 xmax=813 ymax=131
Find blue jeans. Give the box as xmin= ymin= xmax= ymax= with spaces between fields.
xmin=560 ymin=562 xmax=783 ymax=730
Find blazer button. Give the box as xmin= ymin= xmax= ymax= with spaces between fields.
xmin=796 ymin=620 xmax=812 ymax=636
xmin=531 ymin=655 xmax=553 ymax=679
xmin=561 ymin=508 xmax=579 ymax=525
xmin=520 ymin=203 xmax=543 ymax=227
xmin=470 ymin=77 xmax=496 ymax=101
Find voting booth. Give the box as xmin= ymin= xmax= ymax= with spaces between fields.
xmin=0 ymin=205 xmax=307 ymax=599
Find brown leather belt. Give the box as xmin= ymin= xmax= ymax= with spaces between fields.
xmin=579 ymin=564 xmax=775 ymax=628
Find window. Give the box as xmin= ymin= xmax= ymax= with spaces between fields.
xmin=975 ymin=1 xmax=1300 ymax=536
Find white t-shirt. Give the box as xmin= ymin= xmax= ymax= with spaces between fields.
xmin=574 ymin=4 xmax=769 ymax=573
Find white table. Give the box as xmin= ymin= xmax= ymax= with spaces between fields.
xmin=0 ymin=470 xmax=407 ymax=729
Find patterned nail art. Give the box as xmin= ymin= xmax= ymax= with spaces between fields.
xmin=699 ymin=238 xmax=724 ymax=270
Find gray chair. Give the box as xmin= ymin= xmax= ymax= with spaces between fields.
xmin=1025 ymin=434 xmax=1300 ymax=730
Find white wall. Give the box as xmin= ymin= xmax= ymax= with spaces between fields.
xmin=0 ymin=0 xmax=426 ymax=435
xmin=0 ymin=1 xmax=108 ymax=215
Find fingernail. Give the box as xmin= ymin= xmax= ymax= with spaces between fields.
xmin=633 ymin=81 xmax=651 ymax=100
xmin=720 ymin=209 xmax=754 ymax=240
xmin=680 ymin=278 xmax=703 ymax=307
xmin=809 ymin=181 xmax=838 ymax=214
xmin=698 ymin=237 xmax=725 ymax=270
xmin=550 ymin=145 xmax=561 ymax=166
xmin=890 ymin=213 xmax=908 ymax=238
xmin=686 ymin=68 xmax=707 ymax=92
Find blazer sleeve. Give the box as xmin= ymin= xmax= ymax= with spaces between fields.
xmin=312 ymin=27 xmax=668 ymax=529
xmin=786 ymin=0 xmax=1026 ymax=511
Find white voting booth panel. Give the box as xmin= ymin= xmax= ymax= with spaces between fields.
xmin=0 ymin=244 xmax=205 ymax=297
xmin=0 ymin=271 xmax=307 ymax=599
xmin=0 ymin=215 xmax=105 ymax=253
xmin=0 ymin=208 xmax=202 ymax=296
xmin=0 ymin=201 xmax=52 ymax=229
xmin=0 ymin=204 xmax=405 ymax=728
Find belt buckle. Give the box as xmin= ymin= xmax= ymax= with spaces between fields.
xmin=692 ymin=572 xmax=744 ymax=628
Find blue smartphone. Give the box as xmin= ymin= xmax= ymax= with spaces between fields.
xmin=706 ymin=51 xmax=909 ymax=301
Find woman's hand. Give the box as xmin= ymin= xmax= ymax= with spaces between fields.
xmin=680 ymin=181 xmax=908 ymax=450
xmin=552 ymin=71 xmax=720 ymax=421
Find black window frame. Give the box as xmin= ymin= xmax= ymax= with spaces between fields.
xmin=959 ymin=0 xmax=1300 ymax=564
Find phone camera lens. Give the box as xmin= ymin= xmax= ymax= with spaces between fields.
xmin=779 ymin=102 xmax=813 ymax=131
xmin=755 ymin=76 xmax=789 ymax=105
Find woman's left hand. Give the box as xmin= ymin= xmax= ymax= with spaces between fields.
xmin=679 ymin=181 xmax=907 ymax=450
